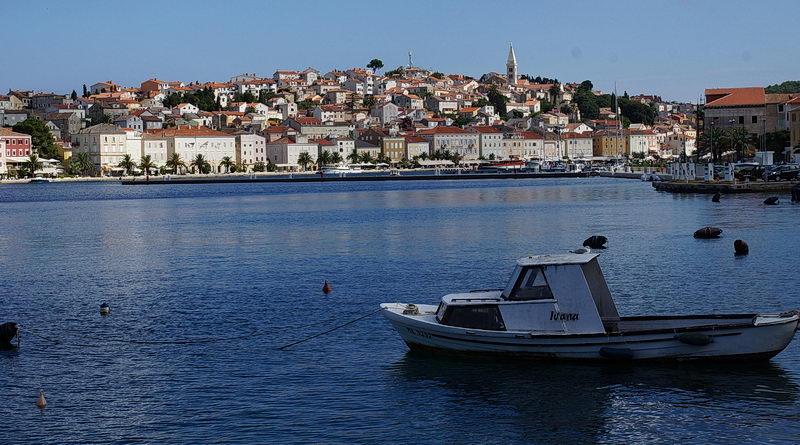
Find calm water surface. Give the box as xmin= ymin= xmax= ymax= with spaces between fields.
xmin=1 ymin=178 xmax=799 ymax=444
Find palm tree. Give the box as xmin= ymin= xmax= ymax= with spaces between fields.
xmin=297 ymin=151 xmax=314 ymax=171
xmin=139 ymin=155 xmax=156 ymax=180
xmin=70 ymin=152 xmax=94 ymax=176
xmin=331 ymin=152 xmax=344 ymax=165
xmin=347 ymin=148 xmax=360 ymax=164
xmin=728 ymin=127 xmax=751 ymax=161
xmin=25 ymin=153 xmax=43 ymax=178
xmin=220 ymin=156 xmax=235 ymax=173
xmin=360 ymin=151 xmax=374 ymax=164
xmin=451 ymin=153 xmax=463 ymax=167
xmin=118 ymin=154 xmax=136 ymax=176
xmin=190 ymin=154 xmax=209 ymax=174
xmin=318 ymin=150 xmax=332 ymax=169
xmin=166 ymin=153 xmax=186 ymax=175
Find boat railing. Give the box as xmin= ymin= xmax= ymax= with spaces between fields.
xmin=451 ymin=297 xmax=503 ymax=303
xmin=468 ymin=288 xmax=503 ymax=293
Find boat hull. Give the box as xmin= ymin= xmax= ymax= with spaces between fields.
xmin=381 ymin=303 xmax=799 ymax=361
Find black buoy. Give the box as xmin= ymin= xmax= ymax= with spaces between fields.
xmin=764 ymin=196 xmax=779 ymax=205
xmin=582 ymin=235 xmax=608 ymax=249
xmin=693 ymin=227 xmax=723 ymax=239
xmin=100 ymin=303 xmax=110 ymax=315
xmin=711 ymin=192 xmax=721 ymax=203
xmin=734 ymin=239 xmax=749 ymax=255
xmin=791 ymin=188 xmax=800 ymax=202
xmin=322 ymin=280 xmax=332 ymax=294
xmin=0 ymin=322 xmax=18 ymax=348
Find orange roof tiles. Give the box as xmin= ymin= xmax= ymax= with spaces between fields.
xmin=705 ymin=87 xmax=765 ymax=107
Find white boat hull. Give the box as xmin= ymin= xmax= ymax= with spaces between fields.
xmin=381 ymin=303 xmax=799 ymax=361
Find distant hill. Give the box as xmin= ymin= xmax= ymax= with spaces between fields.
xmin=765 ymin=81 xmax=800 ymax=94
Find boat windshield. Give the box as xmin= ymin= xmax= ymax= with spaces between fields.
xmin=508 ymin=266 xmax=554 ymax=301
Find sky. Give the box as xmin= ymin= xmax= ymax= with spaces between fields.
xmin=1 ymin=0 xmax=798 ymax=103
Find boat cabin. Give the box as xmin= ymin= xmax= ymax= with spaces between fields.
xmin=436 ymin=254 xmax=620 ymax=334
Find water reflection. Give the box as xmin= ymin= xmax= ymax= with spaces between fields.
xmin=390 ymin=352 xmax=799 ymax=442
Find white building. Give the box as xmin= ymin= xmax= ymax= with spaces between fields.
xmin=265 ymin=135 xmax=318 ymax=170
xmin=149 ymin=126 xmax=236 ymax=172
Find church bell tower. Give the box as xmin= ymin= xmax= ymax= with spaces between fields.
xmin=506 ymin=43 xmax=518 ymax=84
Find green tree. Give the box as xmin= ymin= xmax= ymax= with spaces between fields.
xmin=318 ymin=150 xmax=332 ymax=168
xmin=89 ymin=113 xmax=112 ymax=126
xmin=12 ymin=118 xmax=58 ymax=159
xmin=451 ymin=153 xmax=462 ymax=167
xmin=166 ymin=153 xmax=186 ymax=175
xmin=233 ymin=92 xmax=257 ymax=103
xmin=70 ymin=152 xmax=94 ymax=176
xmin=384 ymin=66 xmax=405 ymax=77
xmin=330 ymin=152 xmax=343 ymax=164
xmin=432 ymin=72 xmax=445 ymax=79
xmin=297 ymin=151 xmax=314 ymax=171
xmin=347 ymin=148 xmax=360 ymax=164
xmin=25 ymin=153 xmax=43 ymax=178
xmin=70 ymin=90 xmax=78 ymax=100
xmin=363 ymin=95 xmax=376 ymax=109
xmin=258 ymin=90 xmax=276 ymax=103
xmin=117 ymin=154 xmax=136 ymax=175
xmin=487 ymin=86 xmax=509 ymax=119
xmin=765 ymin=81 xmax=800 ymax=94
xmin=139 ymin=155 xmax=156 ymax=180
xmin=82 ymin=84 xmax=89 ymax=97
xmin=367 ymin=59 xmax=384 ymax=72
xmin=266 ymin=161 xmax=277 ymax=172
xmin=549 ymin=85 xmax=561 ymax=104
xmin=253 ymin=162 xmax=266 ymax=172
xmin=190 ymin=154 xmax=210 ymax=174
xmin=360 ymin=151 xmax=374 ymax=164
xmin=220 ymin=156 xmax=235 ymax=173
xmin=727 ymin=127 xmax=752 ymax=160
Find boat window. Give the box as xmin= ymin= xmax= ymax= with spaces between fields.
xmin=509 ymin=267 xmax=554 ymax=300
xmin=441 ymin=305 xmax=506 ymax=331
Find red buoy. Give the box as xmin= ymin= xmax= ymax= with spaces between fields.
xmin=322 ymin=280 xmax=332 ymax=294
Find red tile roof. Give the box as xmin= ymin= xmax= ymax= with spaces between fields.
xmin=417 ymin=126 xmax=473 ymax=135
xmin=470 ymin=125 xmax=502 ymax=134
xmin=705 ymin=87 xmax=765 ymax=107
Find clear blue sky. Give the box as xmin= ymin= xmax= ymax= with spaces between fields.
xmin=2 ymin=0 xmax=797 ymax=102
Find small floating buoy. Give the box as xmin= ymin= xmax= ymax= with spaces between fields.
xmin=99 ymin=303 xmax=110 ymax=315
xmin=322 ymin=280 xmax=332 ymax=294
xmin=734 ymin=239 xmax=749 ymax=256
xmin=0 ymin=322 xmax=18 ymax=347
xmin=764 ymin=196 xmax=779 ymax=205
xmin=693 ymin=227 xmax=723 ymax=239
xmin=711 ymin=192 xmax=720 ymax=203
xmin=582 ymin=235 xmax=608 ymax=249
xmin=599 ymin=347 xmax=634 ymax=359
xmin=36 ymin=389 xmax=47 ymax=409
xmin=791 ymin=188 xmax=800 ymax=202
xmin=676 ymin=332 xmax=713 ymax=346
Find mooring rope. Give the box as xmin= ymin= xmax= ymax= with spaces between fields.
xmin=277 ymin=308 xmax=382 ymax=350
xmin=16 ymin=309 xmax=380 ymax=348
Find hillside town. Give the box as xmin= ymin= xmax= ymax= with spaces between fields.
xmin=1 ymin=45 xmax=799 ymax=178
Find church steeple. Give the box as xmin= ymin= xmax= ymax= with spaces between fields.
xmin=506 ymin=43 xmax=518 ymax=84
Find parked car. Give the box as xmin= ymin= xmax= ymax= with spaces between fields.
xmin=765 ymin=165 xmax=800 ymax=181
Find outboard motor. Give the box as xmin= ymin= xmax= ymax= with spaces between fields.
xmin=583 ymin=235 xmax=608 ymax=249
xmin=0 ymin=322 xmax=18 ymax=348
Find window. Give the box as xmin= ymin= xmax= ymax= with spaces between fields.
xmin=440 ymin=305 xmax=506 ymax=330
xmin=752 ymin=116 xmax=758 ymax=124
xmin=509 ymin=267 xmax=554 ymax=301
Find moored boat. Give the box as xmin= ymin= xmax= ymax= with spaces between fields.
xmin=381 ymin=253 xmax=799 ymax=361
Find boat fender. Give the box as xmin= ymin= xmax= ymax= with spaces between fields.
xmin=583 ymin=235 xmax=608 ymax=249
xmin=403 ymin=304 xmax=420 ymax=315
xmin=734 ymin=240 xmax=749 ymax=256
xmin=675 ymin=332 xmax=713 ymax=346
xmin=322 ymin=280 xmax=332 ymax=294
xmin=764 ymin=196 xmax=779 ymax=205
xmin=711 ymin=192 xmax=721 ymax=203
xmin=599 ymin=347 xmax=634 ymax=359
xmin=100 ymin=303 xmax=110 ymax=315
xmin=693 ymin=227 xmax=723 ymax=239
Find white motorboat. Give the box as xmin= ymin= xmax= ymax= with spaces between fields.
xmin=322 ymin=165 xmax=363 ymax=174
xmin=29 ymin=177 xmax=51 ymax=183
xmin=381 ymin=253 xmax=799 ymax=361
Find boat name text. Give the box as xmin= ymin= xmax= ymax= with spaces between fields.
xmin=405 ymin=327 xmax=432 ymax=339
xmin=550 ymin=311 xmax=579 ymax=321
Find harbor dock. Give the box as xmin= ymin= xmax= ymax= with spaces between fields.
xmin=653 ymin=180 xmax=798 ymax=194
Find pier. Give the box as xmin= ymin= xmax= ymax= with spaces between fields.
xmin=653 ymin=180 xmax=798 ymax=194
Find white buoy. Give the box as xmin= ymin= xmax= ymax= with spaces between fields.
xmin=100 ymin=303 xmax=110 ymax=315
xmin=36 ymin=389 xmax=47 ymax=409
